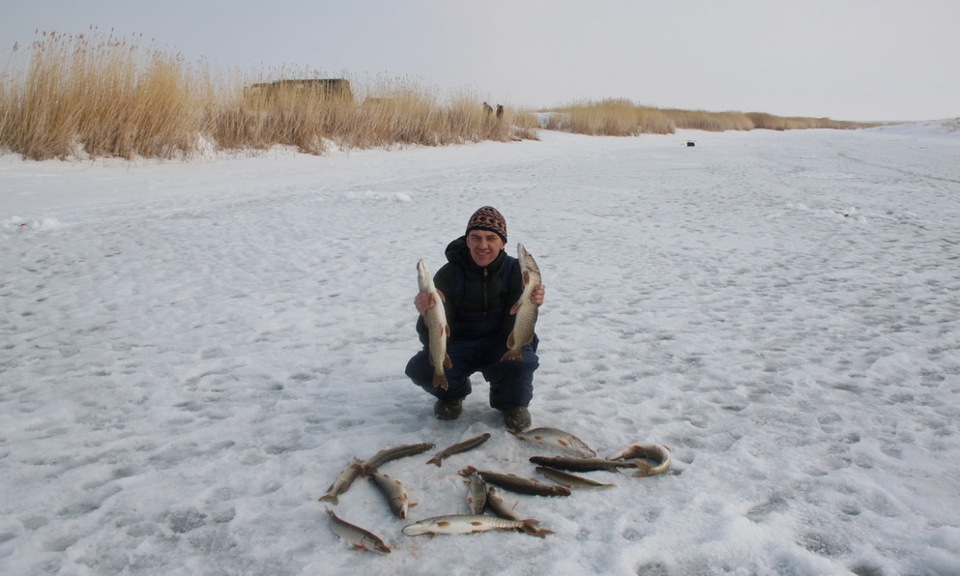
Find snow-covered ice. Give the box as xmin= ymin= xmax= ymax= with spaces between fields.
xmin=2 ymin=122 xmax=960 ymax=575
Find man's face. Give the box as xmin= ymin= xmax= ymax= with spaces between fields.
xmin=466 ymin=230 xmax=505 ymax=268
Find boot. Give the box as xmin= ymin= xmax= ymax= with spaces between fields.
xmin=434 ymin=398 xmax=463 ymax=421
xmin=503 ymin=407 xmax=531 ymax=431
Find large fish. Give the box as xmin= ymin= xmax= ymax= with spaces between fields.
xmin=401 ymin=514 xmax=554 ymax=539
xmin=502 ymin=243 xmax=541 ymax=362
xmin=528 ymin=455 xmax=640 ymax=473
xmin=326 ymin=508 xmax=391 ymax=554
xmin=368 ymin=470 xmax=412 ymax=519
xmin=318 ymin=457 xmax=363 ymax=504
xmin=426 ymin=432 xmax=491 ymax=467
xmin=459 ymin=465 xmax=571 ymax=497
xmin=534 ymin=466 xmax=617 ymax=488
xmin=608 ymin=443 xmax=672 ymax=477
xmin=361 ymin=441 xmax=436 ymax=475
xmin=509 ymin=427 xmax=596 ymax=457
xmin=417 ymin=259 xmax=451 ymax=390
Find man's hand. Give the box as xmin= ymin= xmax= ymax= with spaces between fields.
xmin=414 ymin=292 xmax=435 ymax=316
xmin=531 ymin=285 xmax=546 ymax=306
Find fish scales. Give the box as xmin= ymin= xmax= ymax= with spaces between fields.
xmin=318 ymin=457 xmax=363 ymax=504
xmin=326 ymin=508 xmax=391 ymax=554
xmin=460 ymin=466 xmax=571 ymax=497
xmin=417 ymin=259 xmax=451 ymax=390
xmin=362 ymin=442 xmax=435 ymax=474
xmin=535 ymin=466 xmax=616 ymax=488
xmin=368 ymin=470 xmax=411 ymax=519
xmin=608 ymin=443 xmax=672 ymax=477
xmin=426 ymin=432 xmax=491 ymax=467
xmin=485 ymin=486 xmax=524 ymax=521
xmin=502 ymin=243 xmax=542 ymax=362
xmin=401 ymin=514 xmax=553 ymax=538
xmin=509 ymin=427 xmax=596 ymax=457
xmin=529 ymin=455 xmax=639 ymax=472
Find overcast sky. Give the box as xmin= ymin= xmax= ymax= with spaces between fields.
xmin=2 ymin=0 xmax=958 ymax=121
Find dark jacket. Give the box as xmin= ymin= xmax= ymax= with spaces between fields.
xmin=416 ymin=236 xmax=523 ymax=345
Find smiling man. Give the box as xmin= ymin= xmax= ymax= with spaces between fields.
xmin=406 ymin=206 xmax=545 ymax=431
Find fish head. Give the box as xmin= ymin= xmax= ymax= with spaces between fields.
xmin=416 ymin=259 xmax=432 ymax=291
xmin=516 ymin=243 xmax=540 ymax=275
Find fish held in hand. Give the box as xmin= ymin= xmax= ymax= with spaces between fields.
xmin=326 ymin=508 xmax=391 ymax=554
xmin=509 ymin=426 xmax=596 ymax=457
xmin=417 ymin=259 xmax=452 ymax=390
xmin=502 ymin=243 xmax=541 ymax=362
xmin=426 ymin=432 xmax=491 ymax=467
xmin=402 ymin=514 xmax=554 ymax=539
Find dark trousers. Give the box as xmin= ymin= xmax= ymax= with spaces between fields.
xmin=405 ymin=334 xmax=539 ymax=410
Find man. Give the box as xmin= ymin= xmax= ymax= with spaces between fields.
xmin=405 ymin=206 xmax=545 ymax=431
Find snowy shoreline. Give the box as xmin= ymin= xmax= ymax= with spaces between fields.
xmin=2 ymin=125 xmax=959 ymax=575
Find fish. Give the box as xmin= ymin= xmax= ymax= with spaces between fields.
xmin=318 ymin=457 xmax=364 ymax=504
xmin=326 ymin=508 xmax=391 ymax=554
xmin=426 ymin=432 xmax=491 ymax=467
xmin=502 ymin=243 xmax=542 ymax=362
xmin=534 ymin=466 xmax=616 ymax=488
xmin=608 ymin=443 xmax=672 ymax=477
xmin=361 ymin=442 xmax=436 ymax=475
xmin=485 ymin=486 xmax=524 ymax=521
xmin=368 ymin=470 xmax=412 ymax=519
xmin=528 ymin=455 xmax=640 ymax=473
xmin=509 ymin=427 xmax=597 ymax=457
xmin=401 ymin=514 xmax=554 ymax=539
xmin=464 ymin=469 xmax=488 ymax=514
xmin=459 ymin=466 xmax=571 ymax=497
xmin=417 ymin=259 xmax=452 ymax=390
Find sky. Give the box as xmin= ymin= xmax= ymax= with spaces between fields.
xmin=1 ymin=0 xmax=958 ymax=122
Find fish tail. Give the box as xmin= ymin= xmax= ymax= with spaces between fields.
xmin=501 ymin=349 xmax=522 ymax=362
xmin=520 ymin=519 xmax=553 ymax=538
xmin=318 ymin=494 xmax=338 ymax=504
xmin=426 ymin=456 xmax=442 ymax=467
xmin=432 ymin=372 xmax=448 ymax=390
xmin=632 ymin=461 xmax=654 ymax=477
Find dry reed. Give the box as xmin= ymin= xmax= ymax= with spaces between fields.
xmin=1 ymin=30 xmax=876 ymax=161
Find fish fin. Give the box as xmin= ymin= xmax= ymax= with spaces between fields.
xmin=443 ymin=353 xmax=452 ymax=368
xmin=443 ymin=324 xmax=450 ymax=337
xmin=501 ymin=350 xmax=522 ymax=362
xmin=318 ymin=494 xmax=338 ymax=504
xmin=522 ymin=270 xmax=530 ymax=285
xmin=632 ymin=461 xmax=654 ymax=477
xmin=433 ymin=373 xmax=449 ymax=390
xmin=509 ymin=301 xmax=521 ymax=315
xmin=436 ymin=289 xmax=446 ymax=302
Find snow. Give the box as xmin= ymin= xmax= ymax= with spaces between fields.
xmin=2 ymin=121 xmax=960 ymax=576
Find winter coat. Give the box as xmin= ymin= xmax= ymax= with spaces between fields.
xmin=416 ymin=236 xmax=523 ymax=346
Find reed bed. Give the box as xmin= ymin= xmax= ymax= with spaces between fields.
xmin=1 ymin=30 xmax=875 ymax=160
xmin=549 ymin=100 xmax=878 ymax=136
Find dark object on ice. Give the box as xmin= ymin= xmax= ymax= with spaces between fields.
xmin=244 ymin=79 xmax=354 ymax=103
xmin=686 ymin=141 xmax=696 ymax=147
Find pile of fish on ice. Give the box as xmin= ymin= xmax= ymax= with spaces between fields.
xmin=321 ymin=428 xmax=674 ymax=553
xmin=323 ymin=243 xmax=673 ymax=553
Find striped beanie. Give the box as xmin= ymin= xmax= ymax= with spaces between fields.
xmin=465 ymin=206 xmax=507 ymax=243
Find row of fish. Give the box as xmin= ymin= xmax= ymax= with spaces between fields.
xmin=417 ymin=242 xmax=543 ymax=390
xmin=320 ymin=426 xmax=672 ymax=554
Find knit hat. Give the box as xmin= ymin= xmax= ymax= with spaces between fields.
xmin=465 ymin=206 xmax=507 ymax=243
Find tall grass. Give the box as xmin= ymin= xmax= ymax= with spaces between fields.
xmin=1 ymin=30 xmax=877 ymax=160
xmin=1 ymin=31 xmax=527 ymax=160
xmin=547 ymin=100 xmax=878 ymax=136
